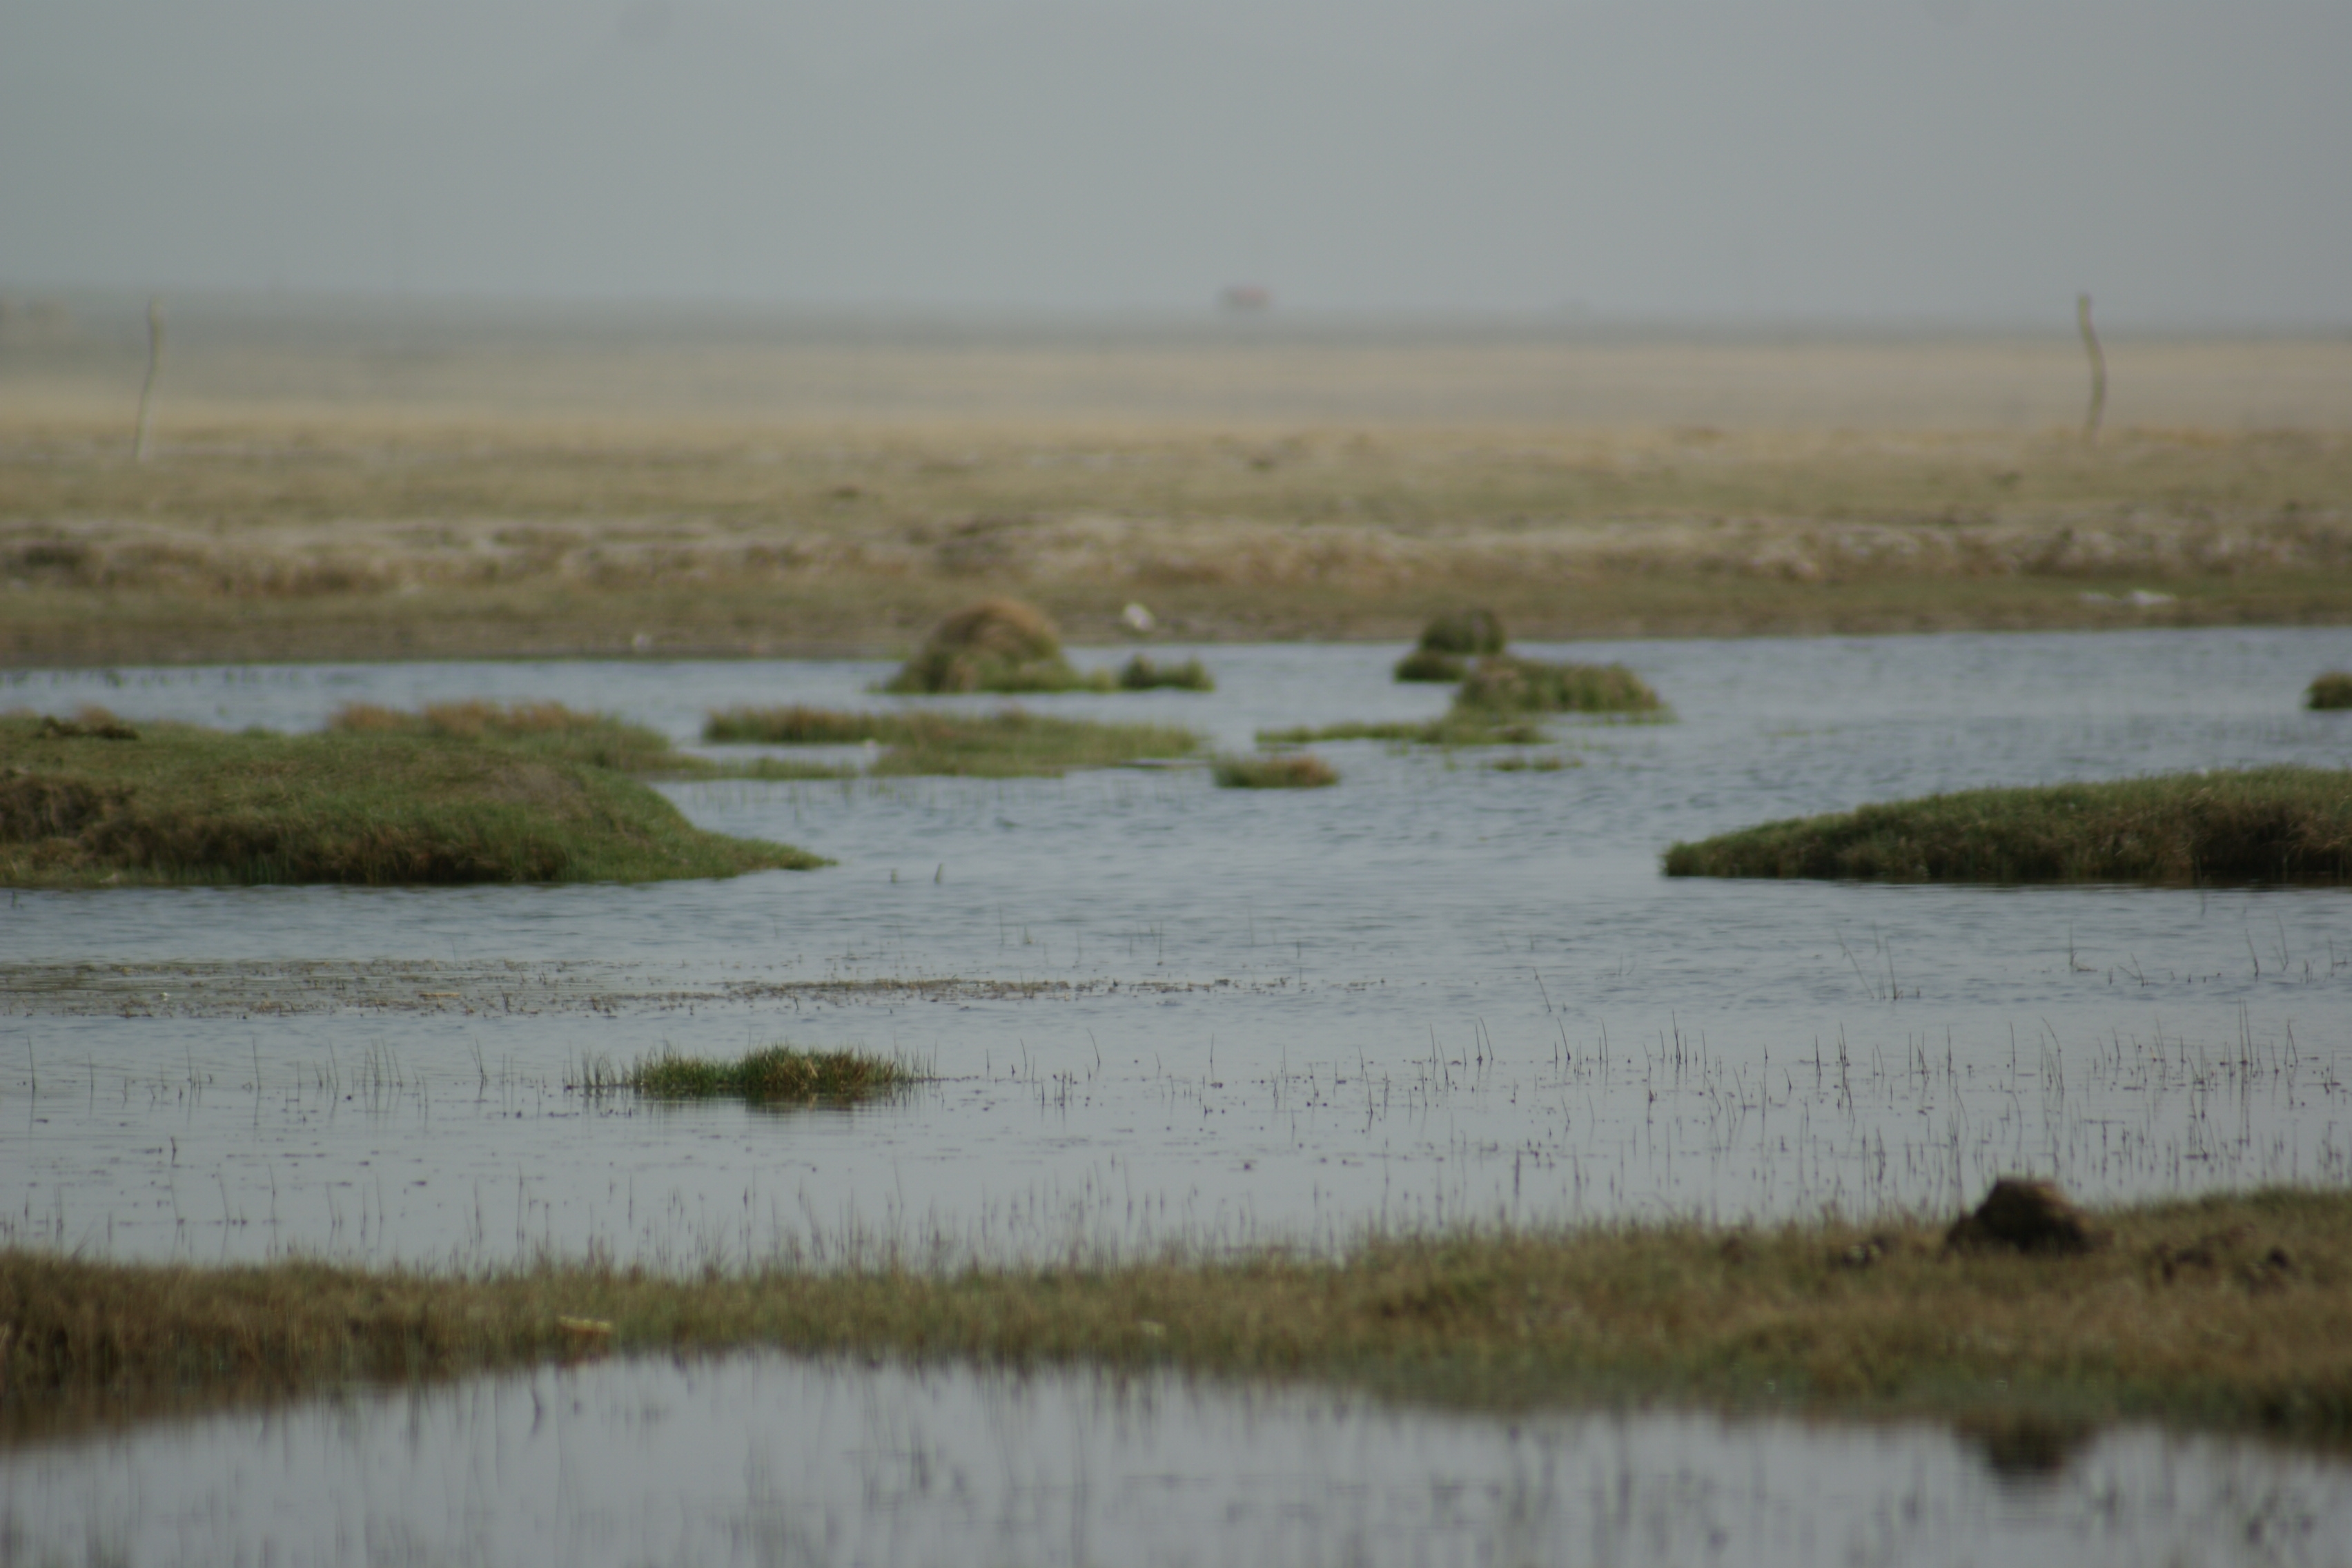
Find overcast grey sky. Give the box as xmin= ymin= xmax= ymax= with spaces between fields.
xmin=3 ymin=1 xmax=2346 ymax=324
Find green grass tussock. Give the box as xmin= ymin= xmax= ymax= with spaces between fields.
xmin=8 ymin=1190 xmax=2352 ymax=1446
xmin=703 ymin=705 xmax=1199 ymax=778
xmin=1213 ymin=752 xmax=1338 ymax=789
xmin=1665 ymin=766 xmax=2352 ymax=885
xmin=1451 ymin=655 xmax=1662 ymax=716
xmin=331 ymin=698 xmax=682 ymax=775
xmin=582 ymin=1044 xmax=914 ymax=1104
xmin=0 ymin=711 xmax=824 ymax=888
xmin=2310 ymin=672 xmax=2352 ymax=710
xmin=1392 ymin=648 xmax=1467 ymax=683
xmin=1255 ymin=716 xmax=1546 ymax=747
xmin=1117 ymin=655 xmax=1214 ymax=692
xmin=1394 ymin=608 xmax=1505 ymax=682
xmin=884 ymin=598 xmax=1111 ymax=694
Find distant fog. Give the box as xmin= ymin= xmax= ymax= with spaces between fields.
xmin=5 ymin=1 xmax=2348 ymax=326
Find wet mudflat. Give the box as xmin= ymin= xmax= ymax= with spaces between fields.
xmin=6 ymin=627 xmax=2352 ymax=1562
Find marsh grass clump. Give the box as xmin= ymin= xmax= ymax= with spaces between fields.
xmin=2310 ymin=672 xmax=2352 ymax=710
xmin=703 ymin=705 xmax=1199 ymax=778
xmin=1213 ymin=752 xmax=1337 ymax=789
xmin=1488 ymin=753 xmax=1571 ymax=772
xmin=884 ymin=598 xmax=1113 ymax=694
xmin=10 ymin=1188 xmax=2352 ymax=1446
xmin=1665 ymin=765 xmax=2352 ymax=885
xmin=1394 ymin=608 xmax=1506 ymax=682
xmin=1256 ymin=716 xmax=1547 ymax=748
xmin=586 ymin=1044 xmax=914 ymax=1104
xmin=1117 ymin=655 xmax=1214 ymax=692
xmin=0 ymin=713 xmax=824 ymax=888
xmin=1451 ymin=655 xmax=1662 ymax=716
xmin=1393 ymin=647 xmax=1467 ymax=683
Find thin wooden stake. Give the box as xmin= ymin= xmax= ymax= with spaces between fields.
xmin=2076 ymin=291 xmax=2106 ymax=446
xmin=133 ymin=297 xmax=164 ymax=463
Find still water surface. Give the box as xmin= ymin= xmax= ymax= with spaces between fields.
xmin=10 ymin=1355 xmax=2350 ymax=1568
xmin=6 ymin=628 xmax=2350 ymax=1267
xmin=5 ymin=629 xmax=2352 ymax=1564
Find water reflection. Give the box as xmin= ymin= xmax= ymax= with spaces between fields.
xmin=5 ymin=1355 xmax=2347 ymax=1567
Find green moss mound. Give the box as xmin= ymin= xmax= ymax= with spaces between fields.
xmin=0 ymin=711 xmax=825 ymax=888
xmin=602 ymin=1045 xmax=914 ymax=1104
xmin=884 ymin=598 xmax=1112 ymax=694
xmin=703 ymin=705 xmax=1199 ymax=778
xmin=2309 ymin=672 xmax=2352 ymax=711
xmin=1117 ymin=654 xmax=1214 ymax=692
xmin=1394 ymin=609 xmax=1505 ymax=682
xmin=1213 ymin=752 xmax=1338 ymax=789
xmin=1665 ymin=766 xmax=2352 ymax=885
xmin=1393 ymin=647 xmax=1468 ymax=683
xmin=1453 ymin=655 xmax=1661 ymax=715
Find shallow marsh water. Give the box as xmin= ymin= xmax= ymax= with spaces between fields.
xmin=7 ymin=629 xmax=2352 ymax=1268
xmin=6 ymin=628 xmax=2352 ymax=1562
xmin=10 ymin=1355 xmax=2352 ymax=1568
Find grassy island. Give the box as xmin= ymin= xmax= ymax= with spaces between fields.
xmin=576 ymin=1044 xmax=916 ymax=1104
xmin=0 ymin=709 xmax=824 ymax=888
xmin=3 ymin=1188 xmax=2349 ymax=1446
xmin=704 ymin=705 xmax=1199 ymax=778
xmin=1665 ymin=766 xmax=2352 ymax=885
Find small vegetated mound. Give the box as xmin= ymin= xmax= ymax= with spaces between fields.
xmin=585 ymin=1044 xmax=914 ymax=1104
xmin=1664 ymin=766 xmax=2352 ymax=885
xmin=1944 ymin=1179 xmax=2106 ymax=1256
xmin=885 ymin=598 xmax=1111 ymax=694
xmin=1451 ymin=654 xmax=1662 ymax=716
xmin=1394 ymin=608 xmax=1507 ymax=683
xmin=1117 ymin=654 xmax=1214 ymax=692
xmin=0 ymin=710 xmax=823 ymax=888
xmin=1213 ymin=752 xmax=1337 ymax=789
xmin=704 ymin=705 xmax=1199 ymax=778
xmin=2310 ymin=672 xmax=2352 ymax=711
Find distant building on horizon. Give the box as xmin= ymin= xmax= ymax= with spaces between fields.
xmin=1219 ymin=285 xmax=1271 ymax=312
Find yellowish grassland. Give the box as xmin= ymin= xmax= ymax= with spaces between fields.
xmin=3 ymin=314 xmax=2348 ymax=663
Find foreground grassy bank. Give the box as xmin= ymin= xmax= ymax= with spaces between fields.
xmin=5 ymin=1190 xmax=2346 ymax=1444
xmin=0 ymin=712 xmax=823 ymax=886
xmin=1666 ymin=767 xmax=2352 ymax=885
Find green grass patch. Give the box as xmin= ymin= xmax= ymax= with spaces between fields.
xmin=1665 ymin=766 xmax=2352 ymax=885
xmin=1393 ymin=648 xmax=1468 ymax=683
xmin=1255 ymin=716 xmax=1547 ymax=747
xmin=0 ymin=709 xmax=825 ymax=888
xmin=578 ymin=1044 xmax=914 ymax=1104
xmin=1213 ymin=752 xmax=1338 ymax=788
xmin=331 ymin=698 xmax=683 ymax=775
xmin=2311 ymin=672 xmax=2352 ymax=711
xmin=1452 ymin=655 xmax=1663 ymax=716
xmin=703 ymin=705 xmax=1200 ymax=778
xmin=1117 ymin=654 xmax=1214 ymax=692
xmin=9 ymin=1189 xmax=2352 ymax=1446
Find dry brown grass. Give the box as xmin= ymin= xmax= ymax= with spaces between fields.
xmin=5 ymin=1188 xmax=2348 ymax=1447
xmin=3 ymin=317 xmax=2349 ymax=663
